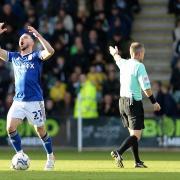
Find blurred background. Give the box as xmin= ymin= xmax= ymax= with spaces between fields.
xmin=0 ymin=0 xmax=180 ymax=149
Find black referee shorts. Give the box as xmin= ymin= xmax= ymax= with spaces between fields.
xmin=119 ymin=97 xmax=145 ymax=130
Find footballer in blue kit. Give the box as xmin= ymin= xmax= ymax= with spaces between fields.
xmin=8 ymin=51 xmax=44 ymax=101
xmin=0 ymin=22 xmax=55 ymax=170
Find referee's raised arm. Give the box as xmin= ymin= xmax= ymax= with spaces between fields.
xmin=109 ymin=46 xmax=121 ymax=61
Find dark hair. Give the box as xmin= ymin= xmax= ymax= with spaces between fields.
xmin=20 ymin=32 xmax=35 ymax=40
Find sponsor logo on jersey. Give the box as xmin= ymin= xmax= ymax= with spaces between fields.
xmin=14 ymin=61 xmax=35 ymax=70
xmin=21 ymin=63 xmax=35 ymax=69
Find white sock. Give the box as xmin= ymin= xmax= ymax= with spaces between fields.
xmin=17 ymin=150 xmax=23 ymax=154
xmin=47 ymin=153 xmax=54 ymax=160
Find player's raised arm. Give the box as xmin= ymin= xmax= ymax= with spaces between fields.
xmin=109 ymin=46 xmax=121 ymax=61
xmin=0 ymin=22 xmax=8 ymax=61
xmin=27 ymin=26 xmax=55 ymax=60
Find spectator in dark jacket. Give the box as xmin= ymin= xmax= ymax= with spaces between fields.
xmin=152 ymin=81 xmax=165 ymax=117
xmin=162 ymin=85 xmax=177 ymax=117
xmin=173 ymin=0 xmax=180 ymax=16
xmin=99 ymin=94 xmax=119 ymax=116
xmin=0 ymin=61 xmax=11 ymax=102
xmin=103 ymin=70 xmax=119 ymax=97
xmin=170 ymin=59 xmax=180 ymax=92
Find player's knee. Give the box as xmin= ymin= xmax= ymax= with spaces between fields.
xmin=36 ymin=126 xmax=46 ymax=138
xmin=136 ymin=136 xmax=141 ymax=141
xmin=6 ymin=125 xmax=16 ymax=134
xmin=133 ymin=134 xmax=141 ymax=141
xmin=130 ymin=132 xmax=141 ymax=141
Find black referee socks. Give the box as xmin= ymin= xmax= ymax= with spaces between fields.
xmin=131 ymin=137 xmax=141 ymax=163
xmin=117 ymin=135 xmax=138 ymax=157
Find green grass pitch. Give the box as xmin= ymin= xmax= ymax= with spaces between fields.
xmin=0 ymin=149 xmax=180 ymax=180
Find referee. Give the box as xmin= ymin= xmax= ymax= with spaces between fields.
xmin=109 ymin=42 xmax=161 ymax=168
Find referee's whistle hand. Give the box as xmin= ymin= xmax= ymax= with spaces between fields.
xmin=153 ymin=102 xmax=161 ymax=111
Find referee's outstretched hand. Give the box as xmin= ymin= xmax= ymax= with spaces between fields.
xmin=0 ymin=22 xmax=7 ymax=34
xmin=153 ymin=102 xmax=161 ymax=111
xmin=109 ymin=46 xmax=118 ymax=56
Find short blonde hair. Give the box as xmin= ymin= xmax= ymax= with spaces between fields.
xmin=130 ymin=42 xmax=145 ymax=55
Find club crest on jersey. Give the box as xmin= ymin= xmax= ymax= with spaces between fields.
xmin=143 ymin=76 xmax=150 ymax=84
xmin=28 ymin=54 xmax=33 ymax=61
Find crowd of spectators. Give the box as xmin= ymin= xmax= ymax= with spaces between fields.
xmin=1 ymin=0 xmax=180 ymax=119
xmin=0 ymin=0 xmax=141 ymax=118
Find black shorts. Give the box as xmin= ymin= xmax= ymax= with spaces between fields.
xmin=119 ymin=97 xmax=144 ymax=130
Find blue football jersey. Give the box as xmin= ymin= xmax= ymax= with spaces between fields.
xmin=8 ymin=51 xmax=44 ymax=101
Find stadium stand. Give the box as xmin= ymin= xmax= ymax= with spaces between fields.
xmin=0 ymin=0 xmax=179 ymax=118
xmin=0 ymin=0 xmax=141 ymax=118
xmin=169 ymin=0 xmax=180 ymax=116
xmin=133 ymin=0 xmax=180 ymax=117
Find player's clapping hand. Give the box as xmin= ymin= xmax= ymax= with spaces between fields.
xmin=109 ymin=46 xmax=119 ymax=56
xmin=153 ymin=102 xmax=161 ymax=111
xmin=0 ymin=22 xmax=7 ymax=34
xmin=27 ymin=26 xmax=40 ymax=38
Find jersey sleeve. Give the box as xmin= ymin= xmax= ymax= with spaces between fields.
xmin=7 ymin=52 xmax=16 ymax=62
xmin=7 ymin=51 xmax=20 ymax=62
xmin=137 ymin=63 xmax=151 ymax=90
xmin=33 ymin=51 xmax=43 ymax=61
xmin=37 ymin=50 xmax=43 ymax=60
xmin=115 ymin=58 xmax=127 ymax=69
xmin=35 ymin=50 xmax=51 ymax=61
